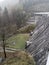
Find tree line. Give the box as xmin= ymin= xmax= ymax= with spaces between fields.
xmin=0 ymin=7 xmax=29 ymax=59
xmin=0 ymin=7 xmax=29 ymax=38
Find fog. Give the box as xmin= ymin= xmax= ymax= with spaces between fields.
xmin=0 ymin=0 xmax=19 ymax=8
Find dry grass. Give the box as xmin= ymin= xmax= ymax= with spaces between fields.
xmin=1 ymin=51 xmax=35 ymax=65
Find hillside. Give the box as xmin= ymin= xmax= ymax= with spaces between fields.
xmin=32 ymin=3 xmax=49 ymax=12
xmin=25 ymin=0 xmax=49 ymax=12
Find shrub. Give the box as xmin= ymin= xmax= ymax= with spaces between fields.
xmin=17 ymin=24 xmax=36 ymax=33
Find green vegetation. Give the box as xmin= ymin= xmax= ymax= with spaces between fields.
xmin=18 ymin=24 xmax=35 ymax=33
xmin=6 ymin=34 xmax=29 ymax=49
xmin=6 ymin=24 xmax=35 ymax=49
xmin=2 ymin=51 xmax=35 ymax=65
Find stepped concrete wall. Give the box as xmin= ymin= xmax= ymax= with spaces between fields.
xmin=26 ymin=15 xmax=49 ymax=65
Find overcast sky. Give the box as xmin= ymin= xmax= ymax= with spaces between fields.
xmin=0 ymin=0 xmax=19 ymax=8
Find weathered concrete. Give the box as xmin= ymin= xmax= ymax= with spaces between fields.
xmin=26 ymin=15 xmax=49 ymax=65
xmin=0 ymin=47 xmax=16 ymax=52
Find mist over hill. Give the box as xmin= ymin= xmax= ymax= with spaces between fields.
xmin=0 ymin=0 xmax=49 ymax=12
xmin=23 ymin=0 xmax=49 ymax=12
xmin=31 ymin=0 xmax=49 ymax=12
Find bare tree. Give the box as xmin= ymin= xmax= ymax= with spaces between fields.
xmin=1 ymin=29 xmax=6 ymax=59
xmin=12 ymin=9 xmax=28 ymax=29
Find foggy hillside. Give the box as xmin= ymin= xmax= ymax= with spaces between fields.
xmin=28 ymin=0 xmax=49 ymax=12
xmin=0 ymin=0 xmax=49 ymax=12
xmin=20 ymin=0 xmax=49 ymax=12
xmin=33 ymin=0 xmax=49 ymax=12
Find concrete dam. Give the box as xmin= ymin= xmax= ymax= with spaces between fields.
xmin=26 ymin=14 xmax=49 ymax=65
